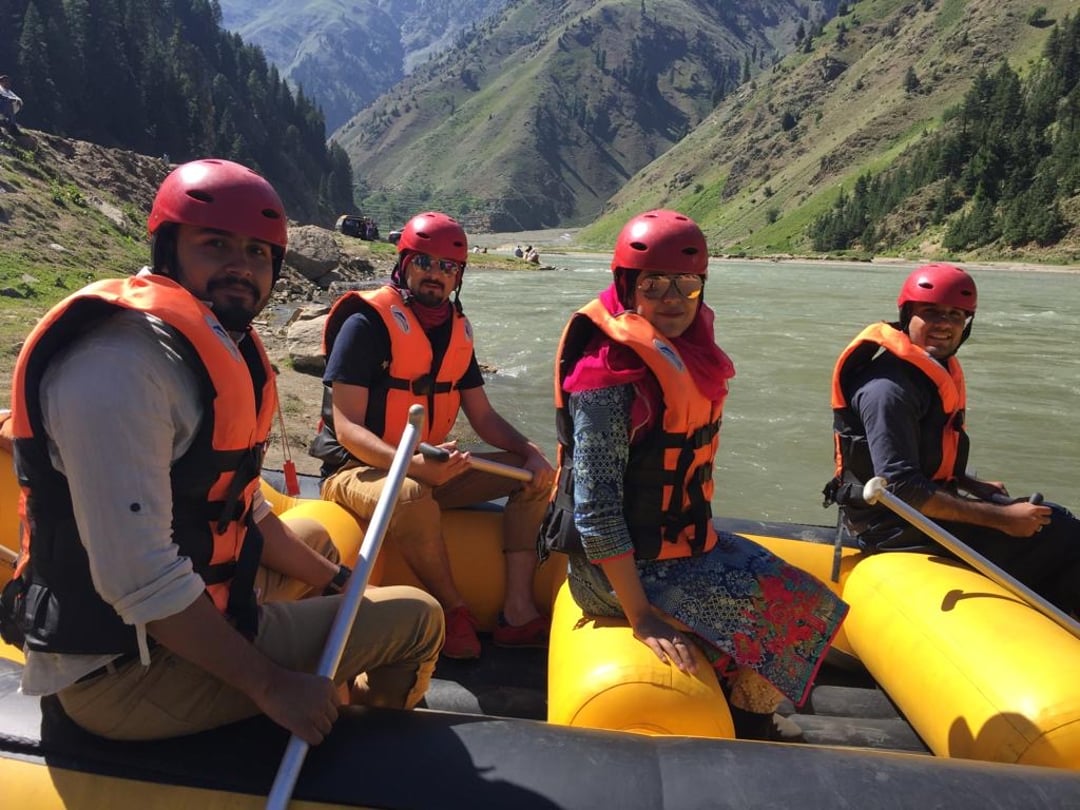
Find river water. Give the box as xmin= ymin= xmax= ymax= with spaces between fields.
xmin=458 ymin=255 xmax=1080 ymax=526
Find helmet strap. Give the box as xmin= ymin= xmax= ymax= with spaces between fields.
xmin=151 ymin=224 xmax=179 ymax=277
xmin=959 ymin=316 xmax=974 ymax=348
xmin=613 ymin=268 xmax=639 ymax=309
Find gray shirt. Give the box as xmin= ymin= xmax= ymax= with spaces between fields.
xmin=21 ymin=308 xmax=270 ymax=694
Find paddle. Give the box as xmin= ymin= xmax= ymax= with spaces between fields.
xmin=418 ymin=442 xmax=534 ymax=483
xmin=266 ymin=404 xmax=426 ymax=810
xmin=862 ymin=476 xmax=1080 ymax=641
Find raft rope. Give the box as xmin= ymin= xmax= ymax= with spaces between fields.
xmin=274 ymin=395 xmax=301 ymax=496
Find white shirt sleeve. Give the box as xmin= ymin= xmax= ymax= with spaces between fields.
xmin=39 ymin=311 xmax=208 ymax=628
xmin=0 ymin=87 xmax=20 ymax=112
xmin=250 ymin=488 xmax=272 ymax=523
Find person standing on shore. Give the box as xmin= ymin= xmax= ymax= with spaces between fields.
xmin=0 ymin=75 xmax=23 ymax=135
xmin=823 ymin=262 xmax=1080 ymax=617
xmin=311 ymin=211 xmax=556 ymax=659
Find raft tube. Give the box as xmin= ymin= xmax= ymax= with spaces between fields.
xmin=547 ymin=580 xmax=735 ymax=738
xmin=843 ymin=551 xmax=1080 ymax=768
xmin=259 ymin=478 xmax=566 ymax=630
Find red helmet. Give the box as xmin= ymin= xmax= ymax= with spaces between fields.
xmin=398 ymin=212 xmax=468 ymax=264
xmin=612 ymin=210 xmax=709 ymax=276
xmin=148 ymin=159 xmax=288 ymax=249
xmin=898 ymin=263 xmax=977 ymax=313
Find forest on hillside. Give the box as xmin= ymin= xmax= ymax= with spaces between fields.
xmin=808 ymin=11 xmax=1080 ymax=254
xmin=0 ymin=0 xmax=353 ymax=223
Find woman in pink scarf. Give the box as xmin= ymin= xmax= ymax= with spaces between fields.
xmin=541 ymin=211 xmax=847 ymax=741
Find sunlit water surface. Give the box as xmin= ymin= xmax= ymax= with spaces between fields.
xmin=430 ymin=256 xmax=1079 ymax=526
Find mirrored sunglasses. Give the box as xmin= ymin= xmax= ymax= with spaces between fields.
xmin=636 ymin=274 xmax=704 ymax=301
xmin=411 ymin=253 xmax=462 ymax=275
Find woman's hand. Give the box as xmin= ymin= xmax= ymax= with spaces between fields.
xmin=630 ymin=613 xmax=698 ymax=674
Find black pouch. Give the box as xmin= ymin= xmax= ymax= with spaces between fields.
xmin=0 ymin=574 xmax=27 ymax=648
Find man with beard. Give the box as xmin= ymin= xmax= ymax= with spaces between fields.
xmin=3 ymin=160 xmax=443 ymax=741
xmin=823 ymin=263 xmax=1080 ymax=617
xmin=311 ymin=211 xmax=556 ymax=659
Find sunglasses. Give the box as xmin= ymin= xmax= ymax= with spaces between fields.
xmin=410 ymin=253 xmax=462 ymax=275
xmin=636 ymin=274 xmax=704 ymax=301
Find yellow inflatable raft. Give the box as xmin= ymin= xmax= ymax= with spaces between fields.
xmin=545 ymin=524 xmax=1080 ymax=769
xmin=3 ymin=453 xmax=1080 ymax=776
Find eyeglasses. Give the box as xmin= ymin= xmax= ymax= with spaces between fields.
xmin=636 ymin=274 xmax=704 ymax=301
xmin=410 ymin=253 xmax=462 ymax=275
xmin=912 ymin=305 xmax=970 ymax=326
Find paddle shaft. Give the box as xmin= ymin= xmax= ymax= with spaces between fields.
xmin=266 ymin=404 xmax=426 ymax=810
xmin=862 ymin=477 xmax=1080 ymax=641
xmin=418 ymin=443 xmax=534 ymax=483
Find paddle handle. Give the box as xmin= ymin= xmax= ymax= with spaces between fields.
xmin=266 ymin=405 xmax=425 ymax=810
xmin=862 ymin=477 xmax=1080 ymax=641
xmin=418 ymin=442 xmax=534 ymax=483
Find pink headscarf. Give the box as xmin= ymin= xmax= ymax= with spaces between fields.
xmin=562 ymin=283 xmax=735 ymax=440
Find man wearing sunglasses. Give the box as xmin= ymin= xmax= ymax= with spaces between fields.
xmin=824 ymin=263 xmax=1080 ymax=618
xmin=311 ymin=212 xmax=556 ymax=659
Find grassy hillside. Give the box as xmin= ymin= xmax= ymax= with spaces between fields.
xmin=336 ymin=0 xmax=839 ymax=230
xmin=0 ymin=132 xmax=168 ymax=404
xmin=585 ymin=0 xmax=1080 ymax=262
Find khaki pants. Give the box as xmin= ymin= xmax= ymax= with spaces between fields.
xmin=321 ymin=451 xmax=548 ymax=554
xmin=57 ymin=521 xmax=443 ymax=741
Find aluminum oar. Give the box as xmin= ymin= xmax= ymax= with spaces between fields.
xmin=266 ymin=404 xmax=426 ymax=810
xmin=862 ymin=476 xmax=1080 ymax=641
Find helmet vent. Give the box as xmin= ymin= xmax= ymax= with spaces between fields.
xmin=682 ymin=247 xmax=699 ymax=256
xmin=186 ymin=190 xmax=214 ymax=203
xmin=629 ymin=241 xmax=648 ymax=252
xmin=261 ymin=208 xmax=282 ymax=220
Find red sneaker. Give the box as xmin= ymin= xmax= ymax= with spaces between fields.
xmin=492 ymin=613 xmax=549 ymax=648
xmin=442 ymin=606 xmax=481 ymax=659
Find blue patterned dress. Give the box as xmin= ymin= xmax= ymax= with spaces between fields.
xmin=566 ymin=385 xmax=848 ymax=708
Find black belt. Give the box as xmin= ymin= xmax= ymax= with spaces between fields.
xmin=75 ymin=651 xmax=139 ymax=684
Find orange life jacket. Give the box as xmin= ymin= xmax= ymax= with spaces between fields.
xmin=827 ymin=322 xmax=966 ymax=505
xmin=319 ymin=286 xmax=474 ymax=446
xmin=542 ymin=299 xmax=721 ymax=561
xmin=7 ymin=275 xmax=275 ymax=654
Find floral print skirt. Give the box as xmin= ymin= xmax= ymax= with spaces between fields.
xmin=568 ymin=532 xmax=849 ymax=706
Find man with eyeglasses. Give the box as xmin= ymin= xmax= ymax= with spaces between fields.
xmin=311 ymin=211 xmax=556 ymax=659
xmin=824 ymin=263 xmax=1080 ymax=617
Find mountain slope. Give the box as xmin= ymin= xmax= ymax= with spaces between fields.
xmin=218 ymin=0 xmax=510 ymax=132
xmin=335 ymin=0 xmax=840 ymax=231
xmin=585 ymin=0 xmax=1080 ymax=259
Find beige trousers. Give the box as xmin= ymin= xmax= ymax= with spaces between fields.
xmin=321 ymin=451 xmax=549 ymax=554
xmin=57 ymin=522 xmax=443 ymax=740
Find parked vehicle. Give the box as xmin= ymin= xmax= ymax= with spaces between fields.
xmin=335 ymin=214 xmax=380 ymax=241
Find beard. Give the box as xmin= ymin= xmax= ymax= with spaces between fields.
xmin=212 ymin=301 xmax=258 ymax=331
xmin=207 ymin=278 xmax=266 ymax=331
xmin=410 ymin=287 xmax=447 ymax=307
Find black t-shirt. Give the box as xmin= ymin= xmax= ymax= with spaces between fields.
xmin=321 ymin=308 xmax=483 ymax=437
